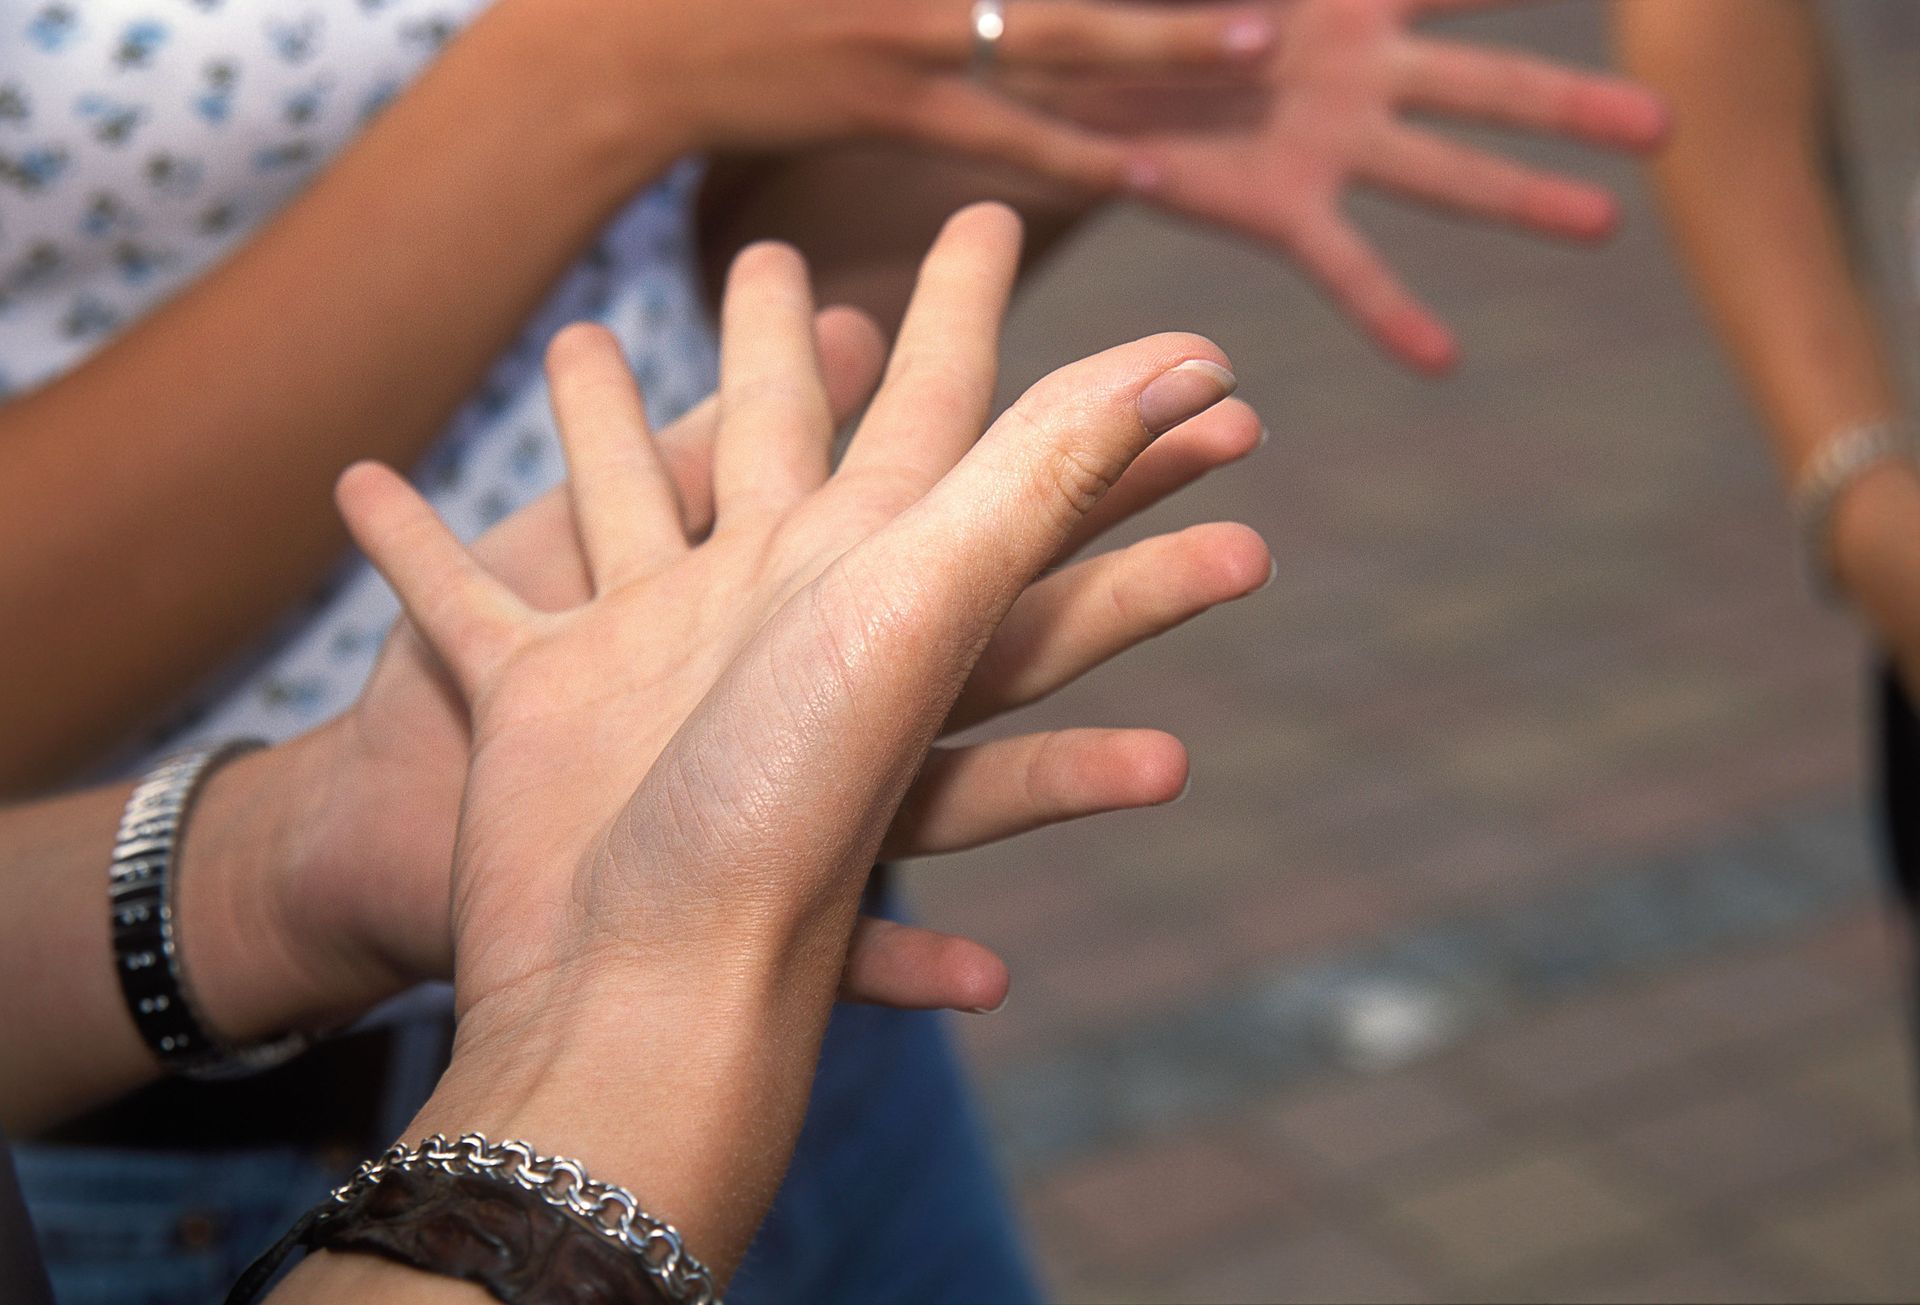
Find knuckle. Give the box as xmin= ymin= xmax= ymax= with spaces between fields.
xmin=723 ymin=383 xmax=826 ymax=447
xmin=1101 ymin=555 xmax=1143 ymax=628
xmin=890 ymin=350 xmax=982 ymax=409
xmin=1021 ymin=732 xmax=1071 ymax=813
xmin=1040 ymin=440 xmax=1126 ymax=522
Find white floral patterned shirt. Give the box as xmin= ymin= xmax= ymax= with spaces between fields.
xmin=0 ymin=0 xmax=718 ymax=765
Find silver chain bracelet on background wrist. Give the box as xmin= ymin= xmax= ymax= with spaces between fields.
xmin=1791 ymin=418 xmax=1917 ymax=605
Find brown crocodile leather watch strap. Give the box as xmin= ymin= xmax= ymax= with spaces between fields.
xmin=309 ymin=1164 xmax=671 ymax=1304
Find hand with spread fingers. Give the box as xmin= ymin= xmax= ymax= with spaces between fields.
xmin=275 ymin=202 xmax=1256 ymax=1282
xmin=1024 ymin=0 xmax=1667 ymax=371
xmin=551 ymin=0 xmax=1278 ymax=190
xmin=248 ymin=206 xmax=1270 ymax=1046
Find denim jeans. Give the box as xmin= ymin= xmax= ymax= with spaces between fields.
xmin=20 ymin=896 xmax=1038 ymax=1304
xmin=730 ymin=1001 xmax=1039 ymax=1305
xmin=13 ymin=1144 xmax=346 ymax=1305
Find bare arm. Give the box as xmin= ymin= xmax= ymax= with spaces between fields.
xmin=1614 ymin=0 xmax=1920 ymax=677
xmin=1614 ymin=0 xmax=1901 ymax=475
xmin=0 ymin=0 xmax=683 ymax=792
xmin=0 ymin=737 xmax=350 ymax=1133
xmin=0 ymin=0 xmax=1247 ymax=792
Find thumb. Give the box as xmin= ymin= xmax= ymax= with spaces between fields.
xmin=874 ymin=332 xmax=1237 ymax=627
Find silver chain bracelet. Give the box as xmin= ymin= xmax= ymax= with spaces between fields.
xmin=335 ymin=1133 xmax=721 ymax=1305
xmin=1791 ymin=418 xmax=1917 ymax=604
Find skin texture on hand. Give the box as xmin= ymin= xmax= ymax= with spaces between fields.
xmin=0 ymin=330 xmax=1259 ymax=1130
xmin=270 ymin=208 xmax=1272 ymax=1031
xmin=270 ymin=204 xmax=1252 ymax=1291
xmin=1035 ymin=0 xmax=1668 ymax=371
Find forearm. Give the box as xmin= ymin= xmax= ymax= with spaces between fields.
xmin=1613 ymin=0 xmax=1904 ymax=474
xmin=0 ymin=781 xmax=147 ymax=1130
xmin=271 ymin=959 xmax=847 ymax=1300
xmin=0 ymin=730 xmax=379 ymax=1133
xmin=1614 ymin=0 xmax=1920 ymax=652
xmin=699 ymin=147 xmax=1100 ymax=333
xmin=0 ymin=0 xmax=687 ymax=791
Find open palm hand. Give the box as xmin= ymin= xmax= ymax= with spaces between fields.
xmin=332 ymin=204 xmax=1269 ymax=1024
xmin=1040 ymin=0 xmax=1667 ymax=370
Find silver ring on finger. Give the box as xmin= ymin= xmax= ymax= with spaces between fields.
xmin=970 ymin=0 xmax=1007 ymax=77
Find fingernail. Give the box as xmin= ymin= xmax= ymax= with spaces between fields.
xmin=1256 ymin=424 xmax=1271 ymax=449
xmin=1139 ymin=359 xmax=1237 ymax=436
xmin=966 ymin=994 xmax=1010 ymax=1015
xmin=1223 ymin=16 xmax=1273 ymax=58
xmin=1257 ymin=556 xmax=1277 ymax=591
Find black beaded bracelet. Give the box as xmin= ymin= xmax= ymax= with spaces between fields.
xmin=109 ymin=739 xmax=309 ymax=1079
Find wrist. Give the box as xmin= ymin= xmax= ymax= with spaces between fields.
xmin=1828 ymin=454 xmax=1920 ymax=611
xmin=413 ymin=959 xmax=837 ymax=1275
xmin=174 ymin=729 xmax=404 ymax=1046
xmin=489 ymin=0 xmax=705 ymax=180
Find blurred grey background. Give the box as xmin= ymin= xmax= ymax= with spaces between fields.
xmin=906 ymin=3 xmax=1920 ymax=1300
